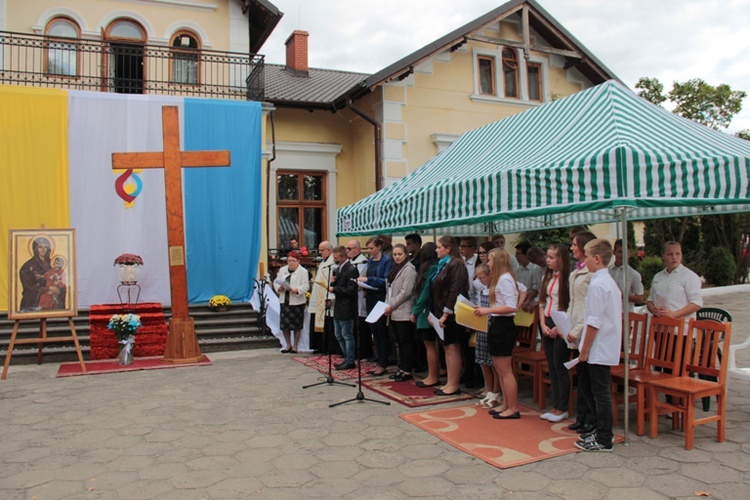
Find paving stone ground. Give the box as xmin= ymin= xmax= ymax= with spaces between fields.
xmin=1 ymin=290 xmax=749 ymax=499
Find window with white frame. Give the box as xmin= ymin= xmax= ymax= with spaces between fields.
xmin=45 ymin=18 xmax=80 ymax=76
xmin=472 ymin=46 xmax=547 ymax=103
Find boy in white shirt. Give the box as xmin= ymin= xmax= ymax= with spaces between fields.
xmin=575 ymin=239 xmax=622 ymax=452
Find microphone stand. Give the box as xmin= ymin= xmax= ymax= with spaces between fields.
xmin=330 ymin=283 xmax=390 ymax=407
xmin=304 ymin=262 xmax=354 ymax=389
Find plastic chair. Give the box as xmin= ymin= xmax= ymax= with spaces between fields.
xmin=611 ymin=315 xmax=685 ymax=436
xmin=648 ymin=319 xmax=731 ymax=450
xmin=695 ymin=307 xmax=731 ymax=411
xmin=727 ymin=333 xmax=750 ymax=390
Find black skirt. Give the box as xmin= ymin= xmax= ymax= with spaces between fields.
xmin=280 ymin=304 xmax=305 ymax=331
xmin=487 ymin=316 xmax=517 ymax=357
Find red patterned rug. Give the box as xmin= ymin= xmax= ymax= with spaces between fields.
xmin=292 ymin=354 xmax=380 ymax=381
xmin=401 ymin=403 xmax=624 ymax=469
xmin=56 ymin=356 xmax=212 ymax=377
xmin=362 ymin=377 xmax=477 ymax=407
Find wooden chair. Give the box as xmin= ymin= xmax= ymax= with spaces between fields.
xmin=648 ymin=319 xmax=732 ymax=450
xmin=695 ymin=307 xmax=731 ymax=411
xmin=611 ymin=315 xmax=685 ymax=436
xmin=511 ymin=310 xmax=545 ymax=403
xmin=611 ymin=312 xmax=648 ymax=425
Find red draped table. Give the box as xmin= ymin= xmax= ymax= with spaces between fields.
xmin=89 ymin=303 xmax=168 ymax=360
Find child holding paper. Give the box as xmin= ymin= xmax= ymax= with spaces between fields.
xmin=575 ymin=239 xmax=622 ymax=452
xmin=474 ymin=249 xmax=521 ymax=419
xmin=538 ymin=244 xmax=572 ymax=423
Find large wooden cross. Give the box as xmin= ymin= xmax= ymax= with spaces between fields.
xmin=112 ymin=106 xmax=230 ymax=363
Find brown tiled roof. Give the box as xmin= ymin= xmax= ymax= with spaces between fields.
xmin=264 ymin=64 xmax=369 ymax=109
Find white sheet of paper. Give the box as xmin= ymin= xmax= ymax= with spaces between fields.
xmin=550 ymin=310 xmax=571 ymax=337
xmin=354 ymin=279 xmax=378 ymax=291
xmin=428 ymin=312 xmax=445 ymax=340
xmin=274 ymin=278 xmax=291 ymax=290
xmin=366 ymin=301 xmax=388 ymax=324
xmin=456 ymin=294 xmax=477 ymax=308
xmin=563 ymin=357 xmax=579 ymax=370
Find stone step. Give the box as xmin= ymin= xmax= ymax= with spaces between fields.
xmin=1 ymin=302 xmax=271 ymax=364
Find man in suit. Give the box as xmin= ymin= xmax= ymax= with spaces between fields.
xmin=329 ymin=245 xmax=359 ymax=369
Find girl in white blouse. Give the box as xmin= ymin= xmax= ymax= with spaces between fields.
xmin=538 ymin=244 xmax=571 ymax=423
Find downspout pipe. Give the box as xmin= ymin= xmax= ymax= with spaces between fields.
xmin=346 ymin=99 xmax=382 ymax=191
xmin=266 ymin=110 xmax=277 ymax=258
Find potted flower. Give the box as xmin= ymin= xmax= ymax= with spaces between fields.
xmin=209 ymin=295 xmax=231 ymax=312
xmin=114 ymin=253 xmax=144 ymax=285
xmin=107 ymin=313 xmax=141 ymax=365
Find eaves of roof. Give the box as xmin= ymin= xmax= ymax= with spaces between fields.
xmin=331 ymin=0 xmax=620 ymax=108
xmin=264 ymin=64 xmax=370 ymax=110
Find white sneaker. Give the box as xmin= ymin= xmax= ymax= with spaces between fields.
xmin=540 ymin=412 xmax=553 ymax=420
xmin=547 ymin=411 xmax=569 ymax=423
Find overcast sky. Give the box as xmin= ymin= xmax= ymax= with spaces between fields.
xmin=260 ymin=0 xmax=750 ymax=134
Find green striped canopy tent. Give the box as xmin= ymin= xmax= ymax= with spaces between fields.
xmin=337 ymin=80 xmax=750 ymax=440
xmin=337 ymin=80 xmax=750 ymax=237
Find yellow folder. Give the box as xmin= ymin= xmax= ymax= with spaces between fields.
xmin=455 ymin=301 xmax=488 ymax=333
xmin=514 ymin=308 xmax=535 ymax=327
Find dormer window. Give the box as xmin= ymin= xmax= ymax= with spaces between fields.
xmin=478 ymin=56 xmax=496 ymax=95
xmin=502 ymin=48 xmax=519 ymax=99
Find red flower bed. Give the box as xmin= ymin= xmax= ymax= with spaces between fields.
xmin=89 ymin=303 xmax=168 ymax=360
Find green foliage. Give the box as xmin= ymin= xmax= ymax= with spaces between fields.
xmin=635 ymin=77 xmax=667 ymax=106
xmin=704 ymin=247 xmax=736 ymax=286
xmin=669 ymin=78 xmax=746 ymax=130
xmin=737 ymin=129 xmax=750 ymax=141
xmin=638 ymin=256 xmax=664 ymax=293
xmin=516 ymin=227 xmax=572 ymax=249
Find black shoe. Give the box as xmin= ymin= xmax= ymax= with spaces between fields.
xmin=394 ymin=372 xmax=413 ymax=382
xmin=415 ymin=381 xmax=440 ymax=388
xmin=336 ymin=362 xmax=356 ymax=370
xmin=492 ymin=411 xmax=521 ymax=420
xmin=576 ymin=423 xmax=595 ymax=434
xmin=568 ymin=421 xmax=583 ymax=431
xmin=434 ymin=388 xmax=461 ymax=396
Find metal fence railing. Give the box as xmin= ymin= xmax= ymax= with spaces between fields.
xmin=0 ymin=30 xmax=264 ymax=101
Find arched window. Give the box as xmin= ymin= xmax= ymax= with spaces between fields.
xmin=45 ymin=18 xmax=80 ymax=76
xmin=104 ymin=20 xmax=146 ymax=94
xmin=171 ymin=32 xmax=200 ymax=84
xmin=502 ymin=47 xmax=519 ymax=99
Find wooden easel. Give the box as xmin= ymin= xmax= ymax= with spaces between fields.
xmin=2 ymin=316 xmax=86 ymax=379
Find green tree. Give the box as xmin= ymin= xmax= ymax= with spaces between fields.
xmin=669 ymin=78 xmax=746 ymax=130
xmin=635 ymin=77 xmax=667 ymax=106
xmin=737 ymin=129 xmax=750 ymax=141
xmin=636 ymin=76 xmax=748 ymax=283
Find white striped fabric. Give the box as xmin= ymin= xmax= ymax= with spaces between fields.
xmin=337 ymin=80 xmax=750 ymax=236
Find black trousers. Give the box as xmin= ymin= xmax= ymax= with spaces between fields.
xmin=578 ymin=362 xmax=614 ymax=444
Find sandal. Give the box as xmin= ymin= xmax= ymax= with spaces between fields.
xmin=475 ymin=392 xmax=491 ymax=407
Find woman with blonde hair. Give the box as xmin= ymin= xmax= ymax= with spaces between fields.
xmin=475 ymin=248 xmax=521 ymax=419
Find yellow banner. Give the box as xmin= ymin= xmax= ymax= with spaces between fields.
xmin=0 ymin=86 xmax=70 ymax=311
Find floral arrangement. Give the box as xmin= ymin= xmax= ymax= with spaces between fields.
xmin=209 ymin=295 xmax=231 ymax=310
xmin=114 ymin=253 xmax=144 ymax=266
xmin=107 ymin=313 xmax=141 ymax=342
xmin=305 ymin=291 xmax=311 ymax=305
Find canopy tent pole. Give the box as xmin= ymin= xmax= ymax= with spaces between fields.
xmin=619 ymin=206 xmax=631 ymax=443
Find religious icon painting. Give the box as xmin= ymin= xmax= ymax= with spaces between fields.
xmin=8 ymin=228 xmax=77 ymax=320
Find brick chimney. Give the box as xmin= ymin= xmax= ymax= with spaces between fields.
xmin=285 ymin=30 xmax=309 ymax=76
